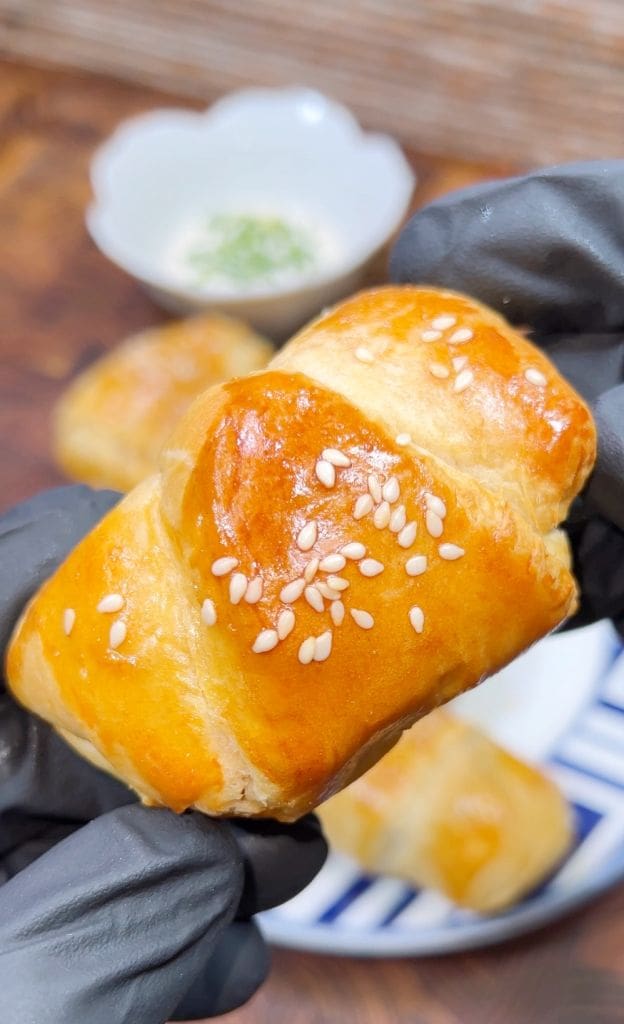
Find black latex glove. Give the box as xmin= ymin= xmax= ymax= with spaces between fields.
xmin=390 ymin=159 xmax=624 ymax=634
xmin=0 ymin=486 xmax=327 ymax=1024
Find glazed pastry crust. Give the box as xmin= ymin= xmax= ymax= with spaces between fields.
xmin=7 ymin=287 xmax=596 ymax=820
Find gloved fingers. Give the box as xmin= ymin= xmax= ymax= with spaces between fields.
xmin=0 ymin=485 xmax=121 ymax=667
xmin=0 ymin=805 xmax=243 ymax=1024
xmin=390 ymin=160 xmax=624 ymax=337
xmin=229 ymin=813 xmax=328 ymax=917
xmin=0 ymin=815 xmax=77 ymax=882
xmin=171 ymin=920 xmax=269 ymax=1021
xmin=563 ymin=517 xmax=624 ymax=637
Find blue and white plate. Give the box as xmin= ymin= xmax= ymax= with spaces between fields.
xmin=259 ymin=621 xmax=624 ymax=955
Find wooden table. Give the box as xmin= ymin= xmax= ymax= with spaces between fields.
xmin=1 ymin=60 xmax=624 ymax=1024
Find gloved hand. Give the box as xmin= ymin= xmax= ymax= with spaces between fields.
xmin=390 ymin=159 xmax=624 ymax=634
xmin=0 ymin=486 xmax=327 ymax=1024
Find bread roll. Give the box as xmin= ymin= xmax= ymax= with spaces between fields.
xmin=319 ymin=709 xmax=572 ymax=912
xmin=53 ymin=313 xmax=272 ymax=491
xmin=7 ymin=287 xmax=596 ymax=821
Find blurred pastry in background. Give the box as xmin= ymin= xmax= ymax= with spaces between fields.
xmin=53 ymin=313 xmax=272 ymax=491
xmin=319 ymin=709 xmax=572 ymax=913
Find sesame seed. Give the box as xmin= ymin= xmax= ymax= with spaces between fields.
xmin=389 ymin=504 xmax=407 ymax=533
xmin=359 ymin=558 xmax=384 ymax=577
xmin=425 ymin=510 xmax=444 ymax=538
xmin=211 ymin=556 xmax=239 ymax=577
xmin=449 ymin=327 xmax=473 ymax=344
xmin=331 ymin=600 xmax=345 ymax=626
xmin=353 ymin=494 xmax=374 ymax=520
xmin=319 ymin=553 xmax=347 ymax=573
xmin=97 ymin=593 xmax=124 ymax=614
xmin=382 ymin=477 xmax=400 ymax=503
xmin=304 ymin=558 xmax=320 ymax=583
xmin=355 ymin=346 xmax=374 ymax=364
xmin=398 ymin=522 xmax=417 ymax=548
xmin=277 ymin=609 xmax=296 ymax=640
xmin=452 ymin=355 xmax=468 ymax=372
xmin=373 ymin=501 xmax=391 ymax=529
xmin=351 ymin=608 xmax=374 ymax=630
xmin=297 ymin=521 xmax=317 ymax=551
xmin=453 ymin=369 xmax=474 ymax=393
xmin=327 ymin=575 xmax=349 ymax=592
xmin=425 ymin=493 xmax=447 ymax=518
xmin=244 ymin=577 xmax=263 ymax=604
xmin=201 ymin=598 xmax=217 ymax=625
xmin=229 ymin=572 xmax=248 ymax=605
xmin=439 ymin=543 xmax=465 ymax=560
xmin=298 ymin=636 xmax=316 ymax=664
xmin=322 ymin=448 xmax=351 ymax=467
xmin=252 ymin=629 xmax=279 ymax=653
xmin=525 ymin=367 xmax=547 ymax=386
xmin=305 ymin=586 xmax=325 ymax=612
xmin=316 ymin=581 xmax=342 ymax=601
xmin=429 ymin=363 xmax=450 ymax=379
xmin=422 ymin=329 xmax=442 ymax=342
xmin=341 ymin=541 xmax=366 ymax=560
xmin=280 ymin=578 xmax=305 ymax=603
xmin=395 ymin=433 xmax=411 ymax=446
xmin=405 ymin=555 xmax=427 ymax=576
xmin=431 ymin=314 xmax=457 ymax=330
xmin=314 ymin=630 xmax=333 ymax=662
xmin=315 ymin=459 xmax=336 ymax=488
xmin=368 ymin=474 xmax=382 ymax=504
xmin=109 ymin=620 xmax=127 ymax=650
xmin=63 ymin=608 xmax=76 ymax=636
xmin=409 ymin=606 xmax=425 ymax=634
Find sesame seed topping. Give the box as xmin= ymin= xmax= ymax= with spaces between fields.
xmin=331 ymin=600 xmax=345 ymax=626
xmin=277 ymin=609 xmax=296 ymax=640
xmin=398 ymin=522 xmax=417 ymax=548
xmin=389 ymin=504 xmax=407 ymax=533
xmin=109 ymin=620 xmax=127 ymax=650
xmin=252 ymin=629 xmax=279 ymax=653
xmin=314 ymin=630 xmax=333 ymax=662
xmin=405 ymin=555 xmax=427 ymax=576
xmin=201 ymin=598 xmax=217 ymax=625
xmin=373 ymin=500 xmax=391 ymax=529
xmin=353 ymin=494 xmax=374 ymax=520
xmin=229 ymin=572 xmax=248 ymax=605
xmin=315 ymin=459 xmax=336 ymax=488
xmin=425 ymin=493 xmax=447 ymax=518
xmin=409 ymin=606 xmax=425 ymax=634
xmin=327 ymin=575 xmax=349 ymax=592
xmin=422 ymin=329 xmax=443 ymax=342
xmin=449 ymin=327 xmax=473 ymax=344
xmin=97 ymin=593 xmax=124 ymax=614
xmin=432 ymin=314 xmax=457 ymax=330
xmin=298 ymin=636 xmax=316 ymax=664
xmin=439 ymin=543 xmax=465 ymax=560
xmin=319 ymin=553 xmax=347 ymax=573
xmin=429 ymin=363 xmax=450 ymax=379
xmin=382 ymin=477 xmax=400 ymax=503
xmin=395 ymin=433 xmax=411 ymax=446
xmin=351 ymin=608 xmax=374 ymax=630
xmin=340 ymin=541 xmax=366 ymax=560
xmin=368 ymin=474 xmax=382 ymax=504
xmin=304 ymin=558 xmax=320 ymax=583
xmin=316 ymin=581 xmax=342 ymax=601
xmin=322 ymin=448 xmax=351 ymax=467
xmin=453 ymin=369 xmax=474 ymax=393
xmin=425 ymin=510 xmax=444 ymax=538
xmin=355 ymin=346 xmax=374 ymax=363
xmin=280 ymin=578 xmax=305 ymax=603
xmin=297 ymin=521 xmax=317 ymax=552
xmin=244 ymin=577 xmax=264 ymax=604
xmin=359 ymin=558 xmax=384 ymax=578
xmin=525 ymin=367 xmax=547 ymax=386
xmin=211 ymin=556 xmax=239 ymax=577
xmin=305 ymin=586 xmax=325 ymax=612
xmin=63 ymin=608 xmax=76 ymax=636
xmin=452 ymin=355 xmax=468 ymax=372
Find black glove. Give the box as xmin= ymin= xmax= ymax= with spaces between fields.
xmin=390 ymin=159 xmax=624 ymax=634
xmin=0 ymin=486 xmax=327 ymax=1024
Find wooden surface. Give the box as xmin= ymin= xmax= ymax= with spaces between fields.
xmin=1 ymin=59 xmax=624 ymax=1024
xmin=2 ymin=0 xmax=624 ymax=166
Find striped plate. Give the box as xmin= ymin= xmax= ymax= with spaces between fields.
xmin=259 ymin=620 xmax=624 ymax=955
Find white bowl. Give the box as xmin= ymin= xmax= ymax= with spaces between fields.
xmin=87 ymin=87 xmax=415 ymax=338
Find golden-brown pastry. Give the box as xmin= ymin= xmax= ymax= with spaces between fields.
xmin=319 ymin=709 xmax=572 ymax=912
xmin=7 ymin=287 xmax=596 ymax=821
xmin=53 ymin=313 xmax=272 ymax=491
